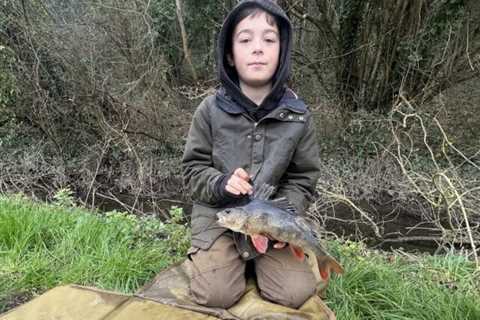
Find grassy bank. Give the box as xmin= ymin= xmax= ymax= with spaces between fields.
xmin=0 ymin=195 xmax=190 ymax=313
xmin=328 ymin=241 xmax=480 ymax=319
xmin=0 ymin=196 xmax=479 ymax=319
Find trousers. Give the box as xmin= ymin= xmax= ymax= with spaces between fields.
xmin=187 ymin=234 xmax=317 ymax=309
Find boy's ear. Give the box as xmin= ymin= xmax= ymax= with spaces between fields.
xmin=227 ymin=53 xmax=235 ymax=67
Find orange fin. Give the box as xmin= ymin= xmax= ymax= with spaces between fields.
xmin=290 ymin=245 xmax=305 ymax=261
xmin=317 ymin=256 xmax=344 ymax=281
xmin=251 ymin=234 xmax=269 ymax=254
xmin=320 ymin=268 xmax=329 ymax=281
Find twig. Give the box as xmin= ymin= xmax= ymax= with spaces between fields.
xmin=85 ymin=138 xmax=111 ymax=206
xmin=379 ymin=235 xmax=480 ymax=246
xmin=317 ymin=187 xmax=382 ymax=238
xmin=436 ymin=173 xmax=479 ymax=267
xmin=433 ymin=118 xmax=480 ymax=171
xmin=95 ymin=191 xmax=145 ymax=215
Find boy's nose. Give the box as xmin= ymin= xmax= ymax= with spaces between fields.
xmin=252 ymin=39 xmax=263 ymax=54
xmin=252 ymin=48 xmax=263 ymax=55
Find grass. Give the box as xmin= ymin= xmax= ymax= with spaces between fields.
xmin=327 ymin=241 xmax=480 ymax=319
xmin=0 ymin=194 xmax=190 ymax=313
xmin=0 ymin=195 xmax=479 ymax=319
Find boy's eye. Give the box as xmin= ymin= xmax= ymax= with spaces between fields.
xmin=239 ymin=38 xmax=251 ymax=43
xmin=265 ymin=38 xmax=277 ymax=43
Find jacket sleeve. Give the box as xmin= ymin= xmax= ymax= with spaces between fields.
xmin=182 ymin=99 xmax=224 ymax=206
xmin=275 ymin=115 xmax=321 ymax=215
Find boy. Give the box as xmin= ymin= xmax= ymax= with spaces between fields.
xmin=182 ymin=0 xmax=321 ymax=309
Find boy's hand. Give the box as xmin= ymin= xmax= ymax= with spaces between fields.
xmin=225 ymin=168 xmax=253 ymax=196
xmin=273 ymin=241 xmax=287 ymax=249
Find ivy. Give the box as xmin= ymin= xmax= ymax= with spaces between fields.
xmin=0 ymin=45 xmax=16 ymax=121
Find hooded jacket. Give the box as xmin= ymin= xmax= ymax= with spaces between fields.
xmin=217 ymin=0 xmax=293 ymax=121
xmin=182 ymin=0 xmax=321 ymax=259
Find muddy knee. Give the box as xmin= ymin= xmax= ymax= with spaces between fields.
xmin=256 ymin=247 xmax=317 ymax=309
xmin=190 ymin=270 xmax=246 ymax=308
xmin=258 ymin=282 xmax=315 ymax=309
xmin=257 ymin=270 xmax=316 ymax=308
xmin=187 ymin=236 xmax=247 ymax=308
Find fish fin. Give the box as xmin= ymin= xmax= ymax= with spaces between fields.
xmin=289 ymin=245 xmax=305 ymax=261
xmin=251 ymin=184 xmax=297 ymax=215
xmin=314 ymin=259 xmax=342 ymax=298
xmin=252 ymin=183 xmax=276 ymax=201
xmin=320 ymin=268 xmax=329 ymax=280
xmin=251 ymin=234 xmax=269 ymax=254
xmin=254 ymin=183 xmax=275 ymax=200
xmin=317 ymin=256 xmax=344 ymax=281
xmin=270 ymin=197 xmax=297 ymax=214
xmin=294 ymin=216 xmax=314 ymax=232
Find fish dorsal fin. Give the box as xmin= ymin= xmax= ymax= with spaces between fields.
xmin=252 ymin=183 xmax=276 ymax=201
xmin=252 ymin=184 xmax=298 ymax=214
xmin=270 ymin=197 xmax=297 ymax=215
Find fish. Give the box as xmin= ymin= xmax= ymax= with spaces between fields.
xmin=216 ymin=183 xmax=344 ymax=292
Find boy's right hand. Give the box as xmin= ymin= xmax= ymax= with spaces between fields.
xmin=225 ymin=168 xmax=253 ymax=196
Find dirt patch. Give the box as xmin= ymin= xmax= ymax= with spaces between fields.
xmin=1 ymin=292 xmax=33 ymax=314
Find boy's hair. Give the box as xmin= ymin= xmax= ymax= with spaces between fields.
xmin=231 ymin=7 xmax=277 ymax=29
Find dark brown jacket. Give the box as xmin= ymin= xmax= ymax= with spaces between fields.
xmin=182 ymin=0 xmax=320 ymax=259
xmin=182 ymin=88 xmax=321 ymax=256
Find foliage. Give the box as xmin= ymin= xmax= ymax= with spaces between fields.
xmin=327 ymin=240 xmax=480 ymax=319
xmin=313 ymin=95 xmax=480 ymax=260
xmin=0 ymin=0 xmax=478 ymax=272
xmin=288 ymin=0 xmax=480 ymax=112
xmin=52 ymin=188 xmax=76 ymax=207
xmin=149 ymin=0 xmax=226 ymax=79
xmin=0 ymin=0 xmax=189 ymax=201
xmin=0 ymin=44 xmax=16 ymax=121
xmin=1 ymin=195 xmax=479 ymax=318
xmin=0 ymin=196 xmax=190 ymax=313
xmin=0 ymin=0 xmax=183 ymax=155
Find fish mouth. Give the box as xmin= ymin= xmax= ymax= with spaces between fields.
xmin=216 ymin=208 xmax=246 ymax=231
xmin=216 ymin=213 xmax=225 ymax=225
xmin=216 ymin=209 xmax=231 ymax=226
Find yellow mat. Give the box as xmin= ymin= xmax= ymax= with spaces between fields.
xmin=1 ymin=260 xmax=336 ymax=320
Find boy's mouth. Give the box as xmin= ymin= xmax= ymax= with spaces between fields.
xmin=248 ymin=62 xmax=267 ymax=66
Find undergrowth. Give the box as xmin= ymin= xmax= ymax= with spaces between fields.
xmin=0 ymin=195 xmax=190 ymax=313
xmin=1 ymin=195 xmax=479 ymax=319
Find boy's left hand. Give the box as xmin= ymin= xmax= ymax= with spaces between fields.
xmin=273 ymin=241 xmax=287 ymax=249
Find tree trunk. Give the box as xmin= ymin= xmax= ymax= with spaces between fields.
xmin=175 ymin=0 xmax=197 ymax=81
xmin=338 ymin=0 xmax=367 ymax=111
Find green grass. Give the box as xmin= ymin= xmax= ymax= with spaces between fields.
xmin=326 ymin=241 xmax=480 ymax=319
xmin=0 ymin=195 xmax=190 ymax=313
xmin=0 ymin=195 xmax=479 ymax=319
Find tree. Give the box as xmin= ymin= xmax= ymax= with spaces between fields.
xmin=175 ymin=0 xmax=197 ymax=81
xmin=288 ymin=0 xmax=480 ymax=112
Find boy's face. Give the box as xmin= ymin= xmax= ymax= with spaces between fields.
xmin=229 ymin=11 xmax=280 ymax=90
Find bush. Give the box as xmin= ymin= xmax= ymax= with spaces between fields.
xmin=0 ymin=44 xmax=16 ymax=122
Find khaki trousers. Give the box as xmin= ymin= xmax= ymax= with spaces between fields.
xmin=187 ymin=235 xmax=317 ymax=309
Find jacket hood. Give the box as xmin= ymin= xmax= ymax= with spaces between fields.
xmin=217 ymin=0 xmax=293 ymax=117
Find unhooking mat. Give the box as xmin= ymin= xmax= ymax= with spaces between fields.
xmin=0 ymin=260 xmax=336 ymax=320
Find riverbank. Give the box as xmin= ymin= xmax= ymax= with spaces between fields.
xmin=1 ymin=195 xmax=478 ymax=319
